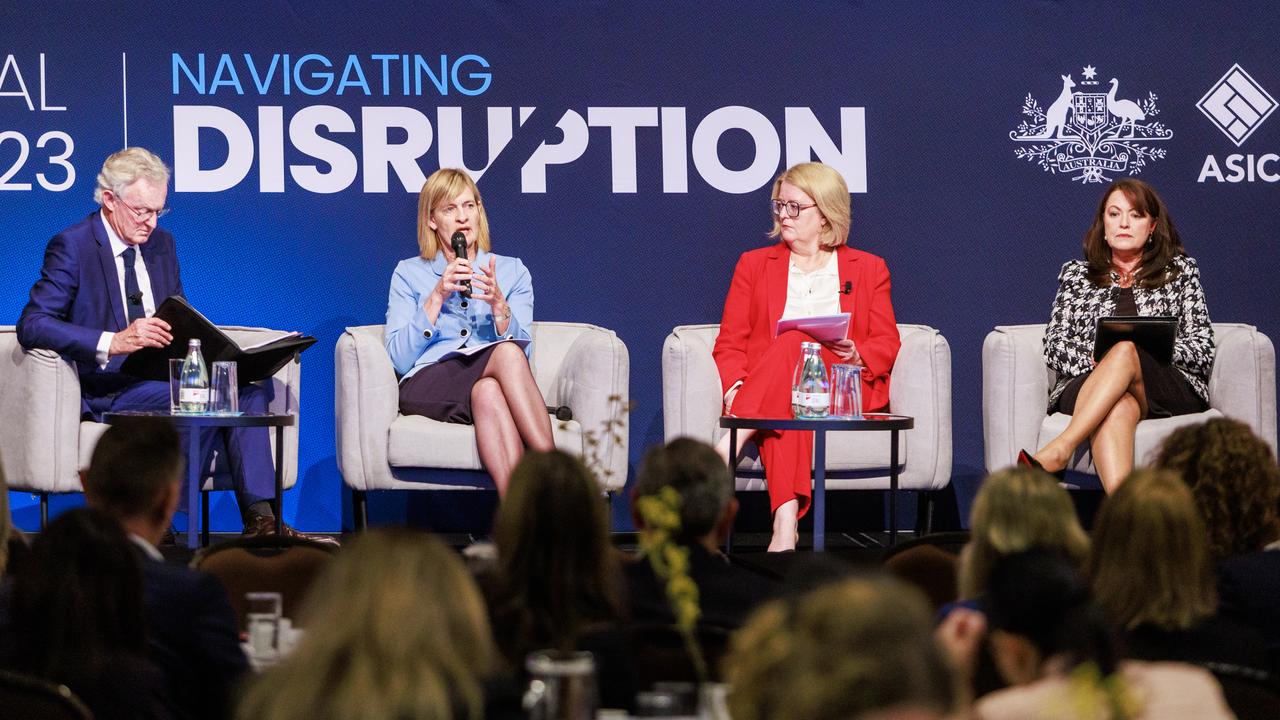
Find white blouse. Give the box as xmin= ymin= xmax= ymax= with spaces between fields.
xmin=780 ymin=251 xmax=840 ymax=320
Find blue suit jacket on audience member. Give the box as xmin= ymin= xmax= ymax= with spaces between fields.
xmin=16 ymin=211 xmax=184 ymax=401
xmin=139 ymin=552 xmax=248 ymax=720
xmin=1218 ymin=550 xmax=1280 ymax=671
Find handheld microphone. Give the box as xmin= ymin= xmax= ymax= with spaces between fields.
xmin=546 ymin=405 xmax=573 ymax=422
xmin=450 ymin=231 xmax=471 ymax=298
xmin=840 ymin=281 xmax=852 ymax=295
xmin=127 ymin=292 xmax=143 ymax=305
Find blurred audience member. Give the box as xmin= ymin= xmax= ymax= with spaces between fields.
xmin=482 ymin=449 xmax=632 ymax=708
xmin=1089 ymin=468 xmax=1269 ymax=677
xmin=725 ymin=574 xmax=955 ymax=720
xmin=958 ymin=467 xmax=1090 ymax=603
xmin=83 ymin=417 xmax=247 ymax=720
xmin=966 ymin=549 xmax=1233 ymax=720
xmin=2 ymin=507 xmax=172 ymax=720
xmin=1152 ymin=418 xmax=1280 ymax=665
xmin=942 ymin=467 xmax=1090 ymax=698
xmin=627 ymin=437 xmax=780 ymax=631
xmin=238 ymin=530 xmax=500 ymax=720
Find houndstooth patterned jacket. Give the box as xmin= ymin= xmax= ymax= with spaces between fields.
xmin=1043 ymin=255 xmax=1214 ymax=410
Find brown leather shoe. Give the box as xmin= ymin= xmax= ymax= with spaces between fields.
xmin=242 ymin=515 xmax=341 ymax=547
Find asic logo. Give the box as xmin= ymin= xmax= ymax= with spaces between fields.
xmin=1196 ymin=64 xmax=1280 ymax=183
xmin=1197 ymin=64 xmax=1276 ymax=147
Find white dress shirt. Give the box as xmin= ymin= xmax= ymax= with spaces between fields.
xmin=95 ymin=213 xmax=157 ymax=367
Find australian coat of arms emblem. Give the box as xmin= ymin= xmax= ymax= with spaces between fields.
xmin=1010 ymin=66 xmax=1172 ymax=183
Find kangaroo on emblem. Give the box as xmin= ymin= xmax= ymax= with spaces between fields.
xmin=1037 ymin=74 xmax=1076 ymax=138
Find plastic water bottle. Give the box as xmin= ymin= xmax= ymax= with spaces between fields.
xmin=179 ymin=339 xmax=209 ymax=413
xmin=791 ymin=341 xmax=830 ymax=419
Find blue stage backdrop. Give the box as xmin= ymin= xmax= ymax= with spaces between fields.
xmin=2 ymin=2 xmax=1278 ymax=531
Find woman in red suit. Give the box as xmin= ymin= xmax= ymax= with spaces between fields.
xmin=713 ymin=162 xmax=901 ymax=552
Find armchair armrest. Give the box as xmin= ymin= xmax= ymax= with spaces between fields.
xmin=0 ymin=327 xmax=83 ymax=493
xmin=983 ymin=324 xmax=1051 ymax=472
xmin=1209 ymin=323 xmax=1278 ymax=452
xmin=661 ymin=325 xmax=721 ymax=445
xmin=335 ymin=325 xmax=400 ymax=492
xmin=555 ymin=326 xmax=630 ymax=492
xmin=888 ymin=325 xmax=952 ymax=489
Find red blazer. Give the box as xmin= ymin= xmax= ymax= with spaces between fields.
xmin=713 ymin=243 xmax=901 ymax=412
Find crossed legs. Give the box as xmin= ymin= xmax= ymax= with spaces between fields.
xmin=1032 ymin=341 xmax=1147 ymax=493
xmin=471 ymin=341 xmax=554 ymax=496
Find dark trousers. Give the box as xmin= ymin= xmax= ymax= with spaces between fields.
xmin=85 ymin=380 xmax=275 ymax=516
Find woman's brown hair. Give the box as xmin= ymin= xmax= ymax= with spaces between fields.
xmin=1082 ymin=177 xmax=1185 ymax=289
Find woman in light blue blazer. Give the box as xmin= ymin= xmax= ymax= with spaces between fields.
xmin=385 ymin=168 xmax=553 ymax=496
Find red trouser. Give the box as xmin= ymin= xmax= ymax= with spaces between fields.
xmin=729 ymin=331 xmax=831 ymax=518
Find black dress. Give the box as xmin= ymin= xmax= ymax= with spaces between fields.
xmin=1053 ymin=287 xmax=1207 ymax=418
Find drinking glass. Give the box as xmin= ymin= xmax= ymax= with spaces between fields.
xmin=210 ymin=361 xmax=239 ymax=415
xmin=830 ymin=364 xmax=863 ymax=419
xmin=523 ymin=650 xmax=598 ymax=720
xmin=245 ymin=591 xmax=282 ymax=661
xmin=168 ymin=358 xmax=185 ymax=414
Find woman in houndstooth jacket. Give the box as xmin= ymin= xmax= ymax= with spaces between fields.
xmin=1023 ymin=178 xmax=1213 ymax=493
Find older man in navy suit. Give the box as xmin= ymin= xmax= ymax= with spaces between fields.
xmin=17 ymin=146 xmax=312 ymax=539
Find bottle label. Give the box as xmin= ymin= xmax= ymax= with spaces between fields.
xmin=794 ymin=392 xmax=830 ymax=407
xmin=180 ymin=388 xmax=209 ymax=403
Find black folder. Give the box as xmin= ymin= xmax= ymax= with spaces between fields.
xmin=1092 ymin=316 xmax=1177 ymax=364
xmin=120 ymin=296 xmax=317 ymax=383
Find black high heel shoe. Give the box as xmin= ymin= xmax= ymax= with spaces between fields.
xmin=1018 ymin=449 xmax=1066 ymax=481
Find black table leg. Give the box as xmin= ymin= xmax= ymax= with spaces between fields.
xmin=187 ymin=430 xmax=203 ymax=550
xmin=814 ymin=430 xmax=826 ymax=552
xmin=726 ymin=428 xmax=737 ymax=553
xmin=274 ymin=425 xmax=285 ymax=537
xmin=889 ymin=429 xmax=900 ymax=547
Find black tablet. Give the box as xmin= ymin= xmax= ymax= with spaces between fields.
xmin=1093 ymin=316 xmax=1177 ymax=364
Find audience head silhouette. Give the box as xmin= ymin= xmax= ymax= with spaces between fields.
xmin=238 ymin=528 xmax=495 ymax=720
xmin=960 ymin=467 xmax=1089 ymax=599
xmin=83 ymin=416 xmax=182 ymax=546
xmin=1152 ymin=417 xmax=1280 ymax=560
xmin=725 ymin=574 xmax=954 ymax=720
xmin=633 ymin=437 xmax=736 ymax=546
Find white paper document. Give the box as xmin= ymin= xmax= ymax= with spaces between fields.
xmin=775 ymin=313 xmax=850 ymax=343
xmin=437 ymin=338 xmax=532 ymax=362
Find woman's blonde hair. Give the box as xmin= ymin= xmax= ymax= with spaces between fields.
xmin=416 ymin=168 xmax=491 ymax=259
xmin=959 ymin=467 xmax=1090 ymax=599
xmin=725 ymin=575 xmax=954 ymax=720
xmin=237 ymin=530 xmax=495 ymax=720
xmin=94 ymin=147 xmax=170 ymax=205
xmin=767 ymin=162 xmax=851 ymax=249
xmin=1088 ymin=469 xmax=1216 ymax=631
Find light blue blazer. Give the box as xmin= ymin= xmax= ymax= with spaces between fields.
xmin=385 ymin=250 xmax=534 ymax=380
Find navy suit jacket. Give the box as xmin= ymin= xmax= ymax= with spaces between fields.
xmin=17 ymin=212 xmax=184 ymax=398
xmin=139 ymin=552 xmax=248 ymax=720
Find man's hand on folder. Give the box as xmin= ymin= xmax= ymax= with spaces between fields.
xmin=110 ymin=317 xmax=173 ymax=356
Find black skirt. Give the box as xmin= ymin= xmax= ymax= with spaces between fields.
xmin=398 ymin=343 xmax=505 ymax=424
xmin=1053 ymin=345 xmax=1207 ymax=418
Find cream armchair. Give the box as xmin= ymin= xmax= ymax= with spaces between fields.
xmin=0 ymin=326 xmax=302 ymax=526
xmin=335 ymin=322 xmax=629 ymax=529
xmin=982 ymin=322 xmax=1277 ymax=474
xmin=661 ymin=323 xmax=952 ymax=531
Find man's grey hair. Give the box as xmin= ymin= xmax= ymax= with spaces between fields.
xmin=94 ymin=147 xmax=170 ymax=205
xmin=634 ymin=437 xmax=732 ymax=540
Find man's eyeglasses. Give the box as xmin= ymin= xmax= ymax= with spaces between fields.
xmin=437 ymin=201 xmax=479 ymax=219
xmin=770 ymin=200 xmax=817 ymax=218
xmin=113 ymin=193 xmax=171 ymax=222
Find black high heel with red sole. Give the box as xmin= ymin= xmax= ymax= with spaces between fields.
xmin=1018 ymin=449 xmax=1067 ymax=481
